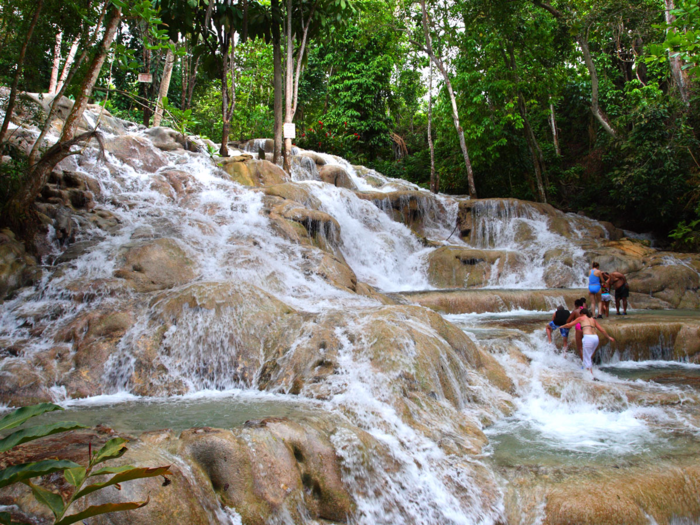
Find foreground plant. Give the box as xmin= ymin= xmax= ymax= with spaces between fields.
xmin=0 ymin=403 xmax=170 ymax=525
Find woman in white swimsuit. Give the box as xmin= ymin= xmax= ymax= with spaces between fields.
xmin=560 ymin=308 xmax=615 ymax=377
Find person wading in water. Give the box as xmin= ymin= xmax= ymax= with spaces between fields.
xmin=546 ymin=305 xmax=571 ymax=352
xmin=609 ymin=270 xmax=629 ymax=315
xmin=588 ymin=262 xmax=604 ymax=318
xmin=565 ymin=298 xmax=586 ymax=360
xmin=560 ymin=308 xmax=616 ymax=377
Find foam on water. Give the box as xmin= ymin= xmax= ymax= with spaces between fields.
xmin=485 ymin=331 xmax=694 ymax=458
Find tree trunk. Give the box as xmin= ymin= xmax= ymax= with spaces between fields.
xmin=419 ymin=0 xmax=476 ymax=198
xmin=141 ymin=25 xmax=153 ymax=127
xmin=57 ymin=35 xmax=80 ymax=93
xmin=428 ymin=63 xmax=437 ymax=194
xmin=186 ymin=55 xmax=200 ymax=110
xmin=283 ymin=0 xmax=294 ymax=173
xmin=49 ymin=30 xmax=63 ymax=94
xmin=29 ymin=2 xmax=107 ymax=166
xmin=578 ymin=34 xmax=617 ymax=138
xmin=153 ymin=42 xmax=175 ymax=127
xmin=507 ymin=47 xmax=546 ymax=202
xmin=0 ymin=0 xmax=44 ymax=146
xmin=272 ymin=0 xmax=283 ymax=164
xmin=61 ymin=6 xmax=121 ymax=143
xmin=534 ymin=2 xmax=617 ymax=138
xmin=549 ymin=100 xmax=561 ymax=156
xmin=518 ymin=92 xmax=547 ymax=203
xmin=181 ymin=46 xmax=188 ymax=110
xmin=664 ymin=0 xmax=690 ymax=106
xmin=13 ymin=132 xmax=104 ymax=219
xmin=219 ymin=30 xmax=236 ymax=157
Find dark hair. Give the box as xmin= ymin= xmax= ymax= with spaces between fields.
xmin=580 ymin=308 xmax=593 ymax=318
xmin=557 ymin=305 xmax=565 ymax=311
xmin=592 ymin=262 xmax=599 ymax=268
xmin=580 ymin=297 xmax=587 ymax=304
xmin=574 ymin=299 xmax=583 ymax=307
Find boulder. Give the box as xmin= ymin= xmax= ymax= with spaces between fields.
xmin=144 ymin=126 xmax=200 ymax=152
xmin=298 ymin=151 xmax=327 ymax=166
xmin=426 ymin=247 xmax=526 ymax=288
xmin=114 ymin=238 xmax=198 ymax=292
xmin=355 ymin=190 xmax=445 ymax=234
xmin=270 ymin=200 xmax=342 ymax=255
xmin=218 ymin=155 xmax=255 ymax=186
xmin=247 ymin=159 xmax=290 ymax=186
xmin=263 ymin=183 xmax=322 ymax=209
xmin=242 ymin=138 xmax=274 ymax=154
xmin=0 ymin=229 xmax=39 ymax=299
xmin=121 ymin=282 xmax=301 ymax=396
xmin=105 ymin=135 xmax=168 ymax=173
xmin=318 ymin=165 xmax=357 ymax=190
xmin=178 ymin=419 xmax=353 ymax=524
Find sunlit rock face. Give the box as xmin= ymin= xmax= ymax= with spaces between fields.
xmin=0 ymin=100 xmax=699 ymax=525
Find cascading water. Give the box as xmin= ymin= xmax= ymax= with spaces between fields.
xmin=2 ymin=113 xmax=700 ymax=524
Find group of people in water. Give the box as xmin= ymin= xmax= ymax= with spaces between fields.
xmin=545 ymin=263 xmax=630 ymax=377
xmin=586 ymin=262 xmax=629 ymax=318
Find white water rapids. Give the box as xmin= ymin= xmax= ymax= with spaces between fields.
xmin=1 ymin=122 xmax=699 ymax=524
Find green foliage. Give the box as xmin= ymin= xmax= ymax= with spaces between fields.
xmin=669 ymin=218 xmax=700 ymax=251
xmin=297 ymin=119 xmax=361 ymax=158
xmin=0 ymin=403 xmax=171 ymax=525
xmin=647 ymin=0 xmax=700 ymax=76
xmin=0 ymin=154 xmax=29 ymax=217
xmin=161 ymin=96 xmax=198 ymax=136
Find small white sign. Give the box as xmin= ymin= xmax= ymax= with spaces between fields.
xmin=283 ymin=123 xmax=296 ymax=139
xmin=138 ymin=73 xmax=152 ymax=83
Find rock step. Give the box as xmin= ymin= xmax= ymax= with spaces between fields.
xmin=398 ymin=288 xmax=588 ymax=314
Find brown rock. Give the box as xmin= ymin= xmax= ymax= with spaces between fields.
xmin=426 ymin=246 xmax=526 ymax=288
xmin=114 ymin=238 xmax=198 ymax=292
xmin=318 ymin=165 xmax=357 ymax=190
xmin=0 ymin=228 xmax=39 ymax=300
xmin=247 ymin=159 xmax=290 ymax=186
xmin=105 ymin=135 xmax=168 ymax=173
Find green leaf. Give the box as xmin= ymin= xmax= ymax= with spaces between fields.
xmin=64 ymin=467 xmax=86 ymax=487
xmin=89 ymin=465 xmax=135 ymax=477
xmin=26 ymin=482 xmax=65 ymax=518
xmin=54 ymin=500 xmax=150 ymax=525
xmin=0 ymin=422 xmax=87 ymax=453
xmin=0 ymin=511 xmax=11 ymax=525
xmin=0 ymin=403 xmax=63 ymax=432
xmin=75 ymin=466 xmax=171 ymax=500
xmin=91 ymin=438 xmax=128 ymax=465
xmin=0 ymin=460 xmax=81 ymax=489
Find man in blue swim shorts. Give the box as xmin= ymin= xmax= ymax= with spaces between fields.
xmin=546 ymin=305 xmax=571 ymax=352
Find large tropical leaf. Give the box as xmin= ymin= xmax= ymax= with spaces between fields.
xmin=74 ymin=466 xmax=171 ymax=500
xmin=0 ymin=422 xmax=87 ymax=453
xmin=0 ymin=404 xmax=63 ymax=432
xmin=0 ymin=511 xmax=11 ymax=525
xmin=26 ymin=482 xmax=65 ymax=518
xmin=0 ymin=460 xmax=81 ymax=489
xmin=54 ymin=499 xmax=150 ymax=525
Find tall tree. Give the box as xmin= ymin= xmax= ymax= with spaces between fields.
xmin=418 ymin=0 xmax=477 ymax=198
xmin=0 ymin=0 xmax=44 ymax=146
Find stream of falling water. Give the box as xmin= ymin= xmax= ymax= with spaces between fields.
xmin=1 ymin=123 xmax=699 ymax=524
